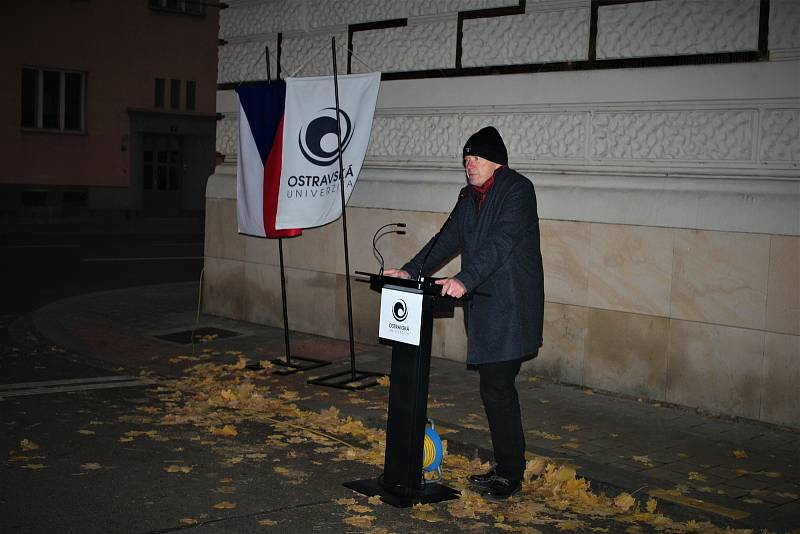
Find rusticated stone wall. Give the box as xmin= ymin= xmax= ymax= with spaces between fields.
xmin=208 ymin=0 xmax=800 ymax=428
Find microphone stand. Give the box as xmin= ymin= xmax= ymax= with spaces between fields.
xmin=373 ymin=222 xmax=406 ymax=275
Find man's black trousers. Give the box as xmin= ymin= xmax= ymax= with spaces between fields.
xmin=478 ymin=358 xmax=525 ymax=481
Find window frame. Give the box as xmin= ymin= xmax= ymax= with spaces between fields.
xmin=21 ymin=66 xmax=86 ymax=134
xmin=148 ymin=0 xmax=206 ymax=17
xmin=170 ymin=79 xmax=181 ymax=110
xmin=155 ymin=77 xmax=166 ymax=108
xmin=185 ymin=80 xmax=196 ymax=111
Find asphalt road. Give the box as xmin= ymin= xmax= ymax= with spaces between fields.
xmin=0 ymin=233 xmax=204 ymax=315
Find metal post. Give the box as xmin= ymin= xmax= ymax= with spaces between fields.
xmin=306 ymin=37 xmax=383 ymax=390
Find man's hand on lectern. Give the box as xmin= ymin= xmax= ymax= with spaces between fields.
xmin=435 ymin=278 xmax=467 ymax=298
xmin=383 ymin=268 xmax=410 ymax=279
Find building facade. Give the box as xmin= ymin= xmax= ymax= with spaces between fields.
xmin=1 ymin=0 xmax=219 ymax=218
xmin=206 ymin=0 xmax=800 ymax=428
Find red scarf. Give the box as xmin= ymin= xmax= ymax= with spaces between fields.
xmin=471 ymin=165 xmax=505 ymax=210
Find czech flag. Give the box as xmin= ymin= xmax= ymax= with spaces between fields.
xmin=235 ymin=81 xmax=300 ymax=238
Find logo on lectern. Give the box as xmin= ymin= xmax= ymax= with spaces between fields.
xmin=392 ymin=299 xmax=408 ymax=322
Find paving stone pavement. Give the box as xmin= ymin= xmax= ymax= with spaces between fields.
xmin=24 ymin=281 xmax=800 ymax=532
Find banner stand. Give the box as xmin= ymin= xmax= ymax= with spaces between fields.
xmin=248 ymin=237 xmax=331 ymax=375
xmin=242 ymin=47 xmax=330 ymax=377
xmin=306 ymin=37 xmax=384 ymax=391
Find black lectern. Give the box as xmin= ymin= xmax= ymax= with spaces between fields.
xmin=344 ymin=272 xmax=460 ymax=507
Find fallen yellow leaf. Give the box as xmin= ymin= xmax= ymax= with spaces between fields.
xmin=179 ymin=518 xmax=198 ymax=525
xmin=164 ymin=465 xmax=192 ymax=473
xmin=645 ymin=498 xmax=657 ymax=513
xmin=343 ymin=515 xmax=374 ymax=528
xmin=529 ymin=429 xmax=561 ymax=441
xmin=367 ymin=495 xmax=382 ymax=505
xmin=347 ymin=504 xmax=372 ymax=514
xmin=81 ymin=463 xmax=102 ymax=470
xmin=732 ymin=449 xmax=748 ymax=459
xmin=210 ymin=424 xmax=238 ymax=437
xmin=411 ymin=503 xmax=442 ymax=523
xmin=614 ymin=492 xmax=635 ymax=511
xmin=556 ymin=520 xmax=586 ymax=530
xmin=20 ymin=439 xmax=39 ymax=451
xmin=377 ymin=375 xmax=390 ymax=387
xmin=688 ymin=472 xmax=706 ymax=482
xmin=212 ymin=501 xmax=237 ymax=509
xmin=257 ymin=518 xmax=277 ymax=526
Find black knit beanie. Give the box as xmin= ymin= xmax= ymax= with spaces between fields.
xmin=462 ymin=126 xmax=508 ymax=166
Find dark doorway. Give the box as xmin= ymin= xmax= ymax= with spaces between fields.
xmin=142 ymin=133 xmax=182 ymax=216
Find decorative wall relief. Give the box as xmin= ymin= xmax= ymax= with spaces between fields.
xmin=770 ymin=0 xmax=800 ymax=54
xmin=461 ymin=7 xmax=589 ymax=66
xmin=462 ymin=113 xmax=587 ymax=160
xmin=591 ymin=110 xmax=754 ymax=161
xmin=220 ymin=0 xmax=303 ymax=38
xmin=281 ymin=32 xmax=349 ymax=77
xmin=760 ymin=110 xmax=800 ymax=163
xmin=368 ymin=115 xmax=461 ymax=158
xmin=218 ymin=38 xmax=279 ymax=83
xmin=305 ymin=0 xmax=517 ymax=29
xmin=597 ymin=0 xmax=759 ymax=59
xmin=351 ymin=19 xmax=457 ymax=73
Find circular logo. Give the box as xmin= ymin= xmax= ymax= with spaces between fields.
xmin=392 ymin=299 xmax=407 ymax=322
xmin=298 ymin=108 xmax=353 ymax=166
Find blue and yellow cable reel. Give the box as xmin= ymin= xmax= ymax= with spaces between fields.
xmin=422 ymin=418 xmax=444 ymax=483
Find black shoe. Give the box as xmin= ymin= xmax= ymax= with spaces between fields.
xmin=482 ymin=477 xmax=521 ymax=500
xmin=468 ymin=467 xmax=498 ymax=487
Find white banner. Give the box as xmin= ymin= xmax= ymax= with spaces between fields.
xmin=378 ymin=287 xmax=423 ymax=346
xmin=276 ymin=72 xmax=381 ymax=230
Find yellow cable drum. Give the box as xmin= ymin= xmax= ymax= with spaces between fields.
xmin=422 ymin=422 xmax=443 ymax=473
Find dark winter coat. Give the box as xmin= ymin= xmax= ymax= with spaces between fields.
xmin=402 ymin=167 xmax=544 ymax=365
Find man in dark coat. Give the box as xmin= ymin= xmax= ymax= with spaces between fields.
xmin=384 ymin=126 xmax=544 ymax=499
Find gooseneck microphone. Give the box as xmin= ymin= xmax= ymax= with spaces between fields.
xmin=416 ymin=189 xmax=468 ymax=282
xmin=372 ymin=223 xmax=406 ymax=275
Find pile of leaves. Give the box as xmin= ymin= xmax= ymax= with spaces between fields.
xmin=141 ymin=353 xmax=756 ymax=533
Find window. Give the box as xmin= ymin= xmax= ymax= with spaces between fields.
xmin=143 ymin=135 xmax=181 ymax=191
xmin=21 ymin=67 xmax=85 ymax=132
xmin=148 ymin=0 xmax=205 ymax=16
xmin=155 ymin=78 xmax=165 ymax=108
xmin=185 ymin=80 xmax=196 ymax=111
xmin=170 ymin=79 xmax=180 ymax=110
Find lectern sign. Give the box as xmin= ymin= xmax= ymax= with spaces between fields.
xmin=379 ymin=287 xmax=423 ymax=346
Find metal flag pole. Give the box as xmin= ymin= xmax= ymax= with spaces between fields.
xmin=306 ymin=37 xmax=383 ymax=391
xmin=246 ymin=45 xmax=330 ymax=376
